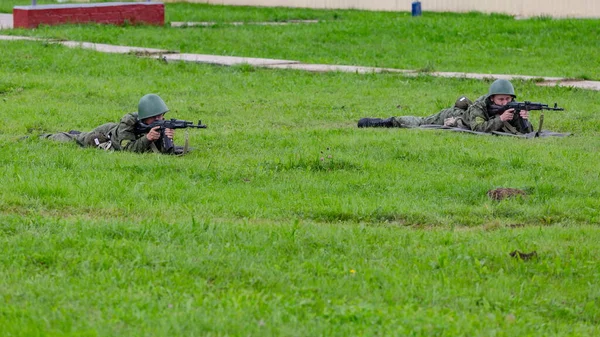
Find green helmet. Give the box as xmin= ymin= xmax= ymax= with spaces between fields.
xmin=488 ymin=79 xmax=516 ymax=98
xmin=138 ymin=94 xmax=169 ymax=120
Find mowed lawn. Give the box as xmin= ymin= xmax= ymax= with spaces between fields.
xmin=1 ymin=3 xmax=600 ymax=336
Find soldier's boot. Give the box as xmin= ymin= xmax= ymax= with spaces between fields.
xmin=357 ymin=117 xmax=395 ymax=128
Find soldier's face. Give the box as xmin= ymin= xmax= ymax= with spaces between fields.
xmin=491 ymin=95 xmax=513 ymax=105
xmin=142 ymin=113 xmax=165 ymax=124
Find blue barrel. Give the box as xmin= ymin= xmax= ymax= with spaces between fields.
xmin=411 ymin=1 xmax=422 ymax=16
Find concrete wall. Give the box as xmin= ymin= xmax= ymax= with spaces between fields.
xmin=162 ymin=0 xmax=600 ymax=18
xmin=13 ymin=2 xmax=164 ymax=29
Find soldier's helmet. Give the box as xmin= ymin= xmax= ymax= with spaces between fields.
xmin=488 ymin=79 xmax=516 ymax=98
xmin=138 ymin=94 xmax=169 ymax=120
xmin=454 ymin=95 xmax=473 ymax=110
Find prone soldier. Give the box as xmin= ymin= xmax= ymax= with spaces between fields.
xmin=42 ymin=94 xmax=205 ymax=155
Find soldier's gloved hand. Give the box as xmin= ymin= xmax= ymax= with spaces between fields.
xmin=146 ymin=126 xmax=161 ymax=141
xmin=500 ymin=109 xmax=515 ymax=122
xmin=164 ymin=128 xmax=175 ymax=139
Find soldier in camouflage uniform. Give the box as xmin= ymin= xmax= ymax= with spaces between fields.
xmin=43 ymin=94 xmax=181 ymax=154
xmin=464 ymin=79 xmax=533 ymax=134
xmin=357 ymin=96 xmax=473 ymax=128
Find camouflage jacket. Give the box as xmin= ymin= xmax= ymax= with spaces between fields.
xmin=109 ymin=112 xmax=168 ymax=153
xmin=465 ymin=95 xmax=533 ymax=134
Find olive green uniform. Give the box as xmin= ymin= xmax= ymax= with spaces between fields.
xmin=43 ymin=112 xmax=171 ymax=153
xmin=357 ymin=95 xmax=472 ymax=128
xmin=465 ymin=95 xmax=533 ymax=134
xmin=390 ymin=107 xmax=467 ymax=128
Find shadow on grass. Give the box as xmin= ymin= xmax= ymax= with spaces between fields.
xmin=261 ymin=156 xmax=362 ymax=172
xmin=297 ymin=210 xmax=434 ymax=226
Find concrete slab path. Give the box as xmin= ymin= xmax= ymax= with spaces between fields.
xmin=158 ymin=53 xmax=299 ymax=66
xmin=60 ymin=41 xmax=173 ymax=55
xmin=0 ymin=34 xmax=174 ymax=54
xmin=0 ymin=35 xmax=38 ymax=41
xmin=266 ymin=63 xmax=414 ymax=74
xmin=171 ymin=20 xmax=320 ymax=27
xmin=1 ymin=31 xmax=599 ymax=91
xmin=537 ymin=80 xmax=600 ymax=90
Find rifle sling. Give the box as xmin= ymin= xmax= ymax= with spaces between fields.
xmin=150 ymin=142 xmax=161 ymax=154
xmin=502 ymin=121 xmax=521 ymax=135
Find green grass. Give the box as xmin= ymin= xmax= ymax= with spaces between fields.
xmin=2 ymin=2 xmax=600 ymax=79
xmin=2 ymin=216 xmax=600 ymax=336
xmin=1 ymin=6 xmax=600 ymax=336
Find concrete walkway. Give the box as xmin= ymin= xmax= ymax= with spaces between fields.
xmin=1 ymin=26 xmax=599 ymax=91
xmin=159 ymin=53 xmax=299 ymax=66
xmin=171 ymin=20 xmax=320 ymax=27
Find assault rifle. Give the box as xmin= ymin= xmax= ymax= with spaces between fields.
xmin=490 ymin=101 xmax=564 ymax=135
xmin=135 ymin=118 xmax=207 ymax=153
xmin=492 ymin=101 xmax=564 ymax=115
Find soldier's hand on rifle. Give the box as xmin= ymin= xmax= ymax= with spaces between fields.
xmin=500 ymin=109 xmax=515 ymax=122
xmin=146 ymin=126 xmax=162 ymax=141
xmin=519 ymin=110 xmax=530 ymax=120
xmin=164 ymin=128 xmax=175 ymax=139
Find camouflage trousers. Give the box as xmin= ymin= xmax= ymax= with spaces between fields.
xmin=41 ymin=122 xmax=117 ymax=149
xmin=391 ymin=107 xmax=466 ymax=128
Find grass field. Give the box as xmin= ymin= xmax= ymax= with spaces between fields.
xmin=1 ymin=2 xmax=600 ymax=336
